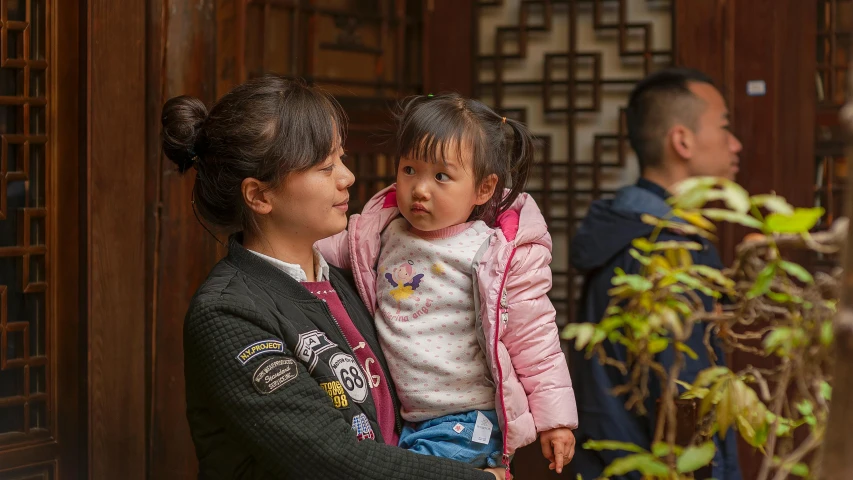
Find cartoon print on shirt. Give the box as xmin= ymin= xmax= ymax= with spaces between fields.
xmin=385 ymin=260 xmax=424 ymax=303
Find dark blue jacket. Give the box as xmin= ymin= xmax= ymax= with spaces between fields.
xmin=567 ymin=179 xmax=742 ymax=480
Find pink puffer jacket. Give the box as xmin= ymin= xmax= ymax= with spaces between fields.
xmin=316 ymin=185 xmax=578 ymax=456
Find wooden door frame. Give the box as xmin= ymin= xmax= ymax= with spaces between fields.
xmin=0 ymin=0 xmax=85 ymax=477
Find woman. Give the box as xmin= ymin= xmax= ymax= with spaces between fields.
xmin=162 ymin=75 xmax=504 ymax=479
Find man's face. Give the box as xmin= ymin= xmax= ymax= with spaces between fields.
xmin=684 ymin=82 xmax=743 ymax=181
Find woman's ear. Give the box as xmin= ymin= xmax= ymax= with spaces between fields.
xmin=474 ymin=174 xmax=499 ymax=206
xmin=242 ymin=178 xmax=273 ymax=215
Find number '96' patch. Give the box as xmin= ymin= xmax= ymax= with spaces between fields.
xmin=329 ymin=353 xmax=367 ymax=403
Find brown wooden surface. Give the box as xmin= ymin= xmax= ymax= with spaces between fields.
xmin=146 ymin=0 xmax=221 ymax=478
xmin=423 ymin=0 xmax=474 ymax=97
xmin=53 ymin=0 xmax=85 ymax=477
xmin=675 ymin=1 xmax=817 ymax=479
xmin=0 ymin=0 xmax=85 ymax=478
xmin=87 ymin=0 xmax=147 ymax=478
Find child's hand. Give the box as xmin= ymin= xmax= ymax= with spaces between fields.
xmin=539 ymin=427 xmax=576 ymax=474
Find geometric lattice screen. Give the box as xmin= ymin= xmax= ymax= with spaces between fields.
xmin=476 ymin=0 xmax=673 ymax=328
xmin=0 ymin=0 xmax=49 ymax=446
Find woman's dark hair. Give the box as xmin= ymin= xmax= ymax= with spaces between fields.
xmin=393 ymin=93 xmax=534 ymax=225
xmin=161 ymin=75 xmax=347 ymax=232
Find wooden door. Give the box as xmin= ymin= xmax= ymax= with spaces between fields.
xmin=0 ymin=0 xmax=83 ymax=478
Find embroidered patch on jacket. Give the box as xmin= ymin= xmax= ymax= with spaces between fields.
xmin=329 ymin=352 xmax=367 ymax=403
xmin=295 ymin=330 xmax=336 ymax=373
xmin=252 ymin=357 xmax=298 ymax=395
xmin=236 ymin=339 xmax=284 ymax=365
xmin=320 ymin=380 xmax=350 ymax=409
xmin=351 ymin=413 xmax=375 ymax=441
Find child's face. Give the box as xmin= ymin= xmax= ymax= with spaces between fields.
xmin=395 ymin=141 xmax=494 ymax=232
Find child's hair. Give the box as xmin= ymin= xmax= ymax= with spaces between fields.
xmin=393 ymin=93 xmax=534 ymax=225
xmin=161 ymin=75 xmax=347 ymax=233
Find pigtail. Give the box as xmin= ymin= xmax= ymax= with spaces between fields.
xmin=497 ymin=117 xmax=534 ymax=214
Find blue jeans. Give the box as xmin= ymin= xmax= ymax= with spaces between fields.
xmin=398 ymin=410 xmax=504 ymax=468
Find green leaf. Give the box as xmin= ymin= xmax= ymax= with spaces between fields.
xmin=722 ymin=181 xmax=751 ymax=214
xmin=766 ymin=290 xmax=795 ymax=304
xmin=790 ymin=463 xmax=809 ymax=477
xmin=603 ymin=453 xmax=671 ymax=477
xmin=694 ymin=366 xmax=732 ymax=388
xmin=778 ymin=260 xmax=814 ymax=283
xmin=629 ymin=248 xmax=652 ymax=266
xmin=651 ymin=442 xmax=671 ymax=458
xmin=561 ymin=323 xmax=595 ymax=350
xmin=821 ymin=321 xmax=834 ymax=347
xmin=648 ymin=337 xmax=669 ymax=354
xmin=673 ymin=209 xmax=717 ymax=231
xmin=763 ymin=327 xmax=792 ymax=354
xmin=701 ymin=208 xmax=764 ymax=229
xmin=611 ymin=274 xmax=654 ymax=292
xmin=676 ymin=442 xmax=716 ymax=473
xmin=672 ymin=177 xmax=721 ymax=209
xmin=582 ymin=440 xmax=648 ymax=454
xmin=651 ymin=240 xmax=703 ymax=251
xmin=796 ymin=400 xmax=813 ymax=417
xmin=748 ymin=264 xmax=777 ymax=299
xmin=821 ymin=381 xmax=832 ymax=400
xmin=632 ymin=238 xmax=655 ymax=253
xmin=691 ymin=264 xmax=735 ymax=288
xmin=676 ymin=342 xmax=699 ymax=360
xmin=765 ymin=207 xmax=825 ymax=233
xmin=752 ymin=194 xmax=794 ymax=215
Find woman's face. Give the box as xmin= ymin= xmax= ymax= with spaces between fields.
xmin=267 ymin=145 xmax=355 ymax=243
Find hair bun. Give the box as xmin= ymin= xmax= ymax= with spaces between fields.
xmin=161 ymin=95 xmax=208 ymax=173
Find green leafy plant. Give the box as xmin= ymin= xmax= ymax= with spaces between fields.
xmin=563 ymin=177 xmax=844 ymax=479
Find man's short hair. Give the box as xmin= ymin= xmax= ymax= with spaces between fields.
xmin=626 ymin=68 xmax=716 ymax=171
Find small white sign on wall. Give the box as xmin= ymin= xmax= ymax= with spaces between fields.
xmin=747 ymin=80 xmax=767 ymax=96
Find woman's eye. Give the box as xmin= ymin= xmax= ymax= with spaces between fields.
xmin=435 ymin=173 xmax=450 ymax=182
xmin=340 ymin=154 xmax=349 ymax=163
xmin=321 ymin=164 xmax=335 ymax=172
xmin=403 ymin=166 xmax=415 ymax=175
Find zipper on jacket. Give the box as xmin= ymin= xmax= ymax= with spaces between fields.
xmin=494 ymin=247 xmax=517 ymax=480
xmin=331 ymin=294 xmax=404 ymax=436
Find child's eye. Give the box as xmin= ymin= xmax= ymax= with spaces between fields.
xmin=402 ymin=166 xmax=415 ymax=175
xmin=435 ymin=173 xmax=450 ymax=182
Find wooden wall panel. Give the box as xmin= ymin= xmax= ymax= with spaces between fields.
xmin=87 ymin=0 xmax=147 ymax=478
xmin=146 ymin=1 xmax=221 ymax=479
xmin=423 ymin=1 xmax=474 ymax=96
xmin=676 ymin=1 xmax=816 ymax=479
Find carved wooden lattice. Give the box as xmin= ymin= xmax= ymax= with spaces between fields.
xmin=241 ymin=0 xmax=422 ymax=214
xmin=475 ymin=0 xmax=673 ymax=327
xmin=0 ymin=0 xmax=49 ymax=445
xmin=815 ymin=0 xmax=851 ymax=228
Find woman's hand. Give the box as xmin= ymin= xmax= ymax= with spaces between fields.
xmin=540 ymin=427 xmax=576 ymax=474
xmin=483 ymin=467 xmax=510 ymax=479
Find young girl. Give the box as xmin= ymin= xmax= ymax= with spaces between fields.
xmin=318 ymin=93 xmax=578 ymax=475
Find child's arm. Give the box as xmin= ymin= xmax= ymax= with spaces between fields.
xmin=502 ymin=242 xmax=579 ymax=457
xmin=315 ymin=230 xmax=352 ymax=269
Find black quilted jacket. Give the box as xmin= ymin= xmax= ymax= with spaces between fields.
xmin=183 ymin=239 xmax=494 ymax=480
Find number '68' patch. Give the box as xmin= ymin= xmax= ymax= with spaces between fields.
xmin=329 ymin=353 xmax=367 ymax=403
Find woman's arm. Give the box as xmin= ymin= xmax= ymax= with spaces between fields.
xmin=184 ymin=299 xmax=493 ymax=480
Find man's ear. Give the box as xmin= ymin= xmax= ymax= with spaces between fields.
xmin=670 ymin=124 xmax=694 ymax=160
